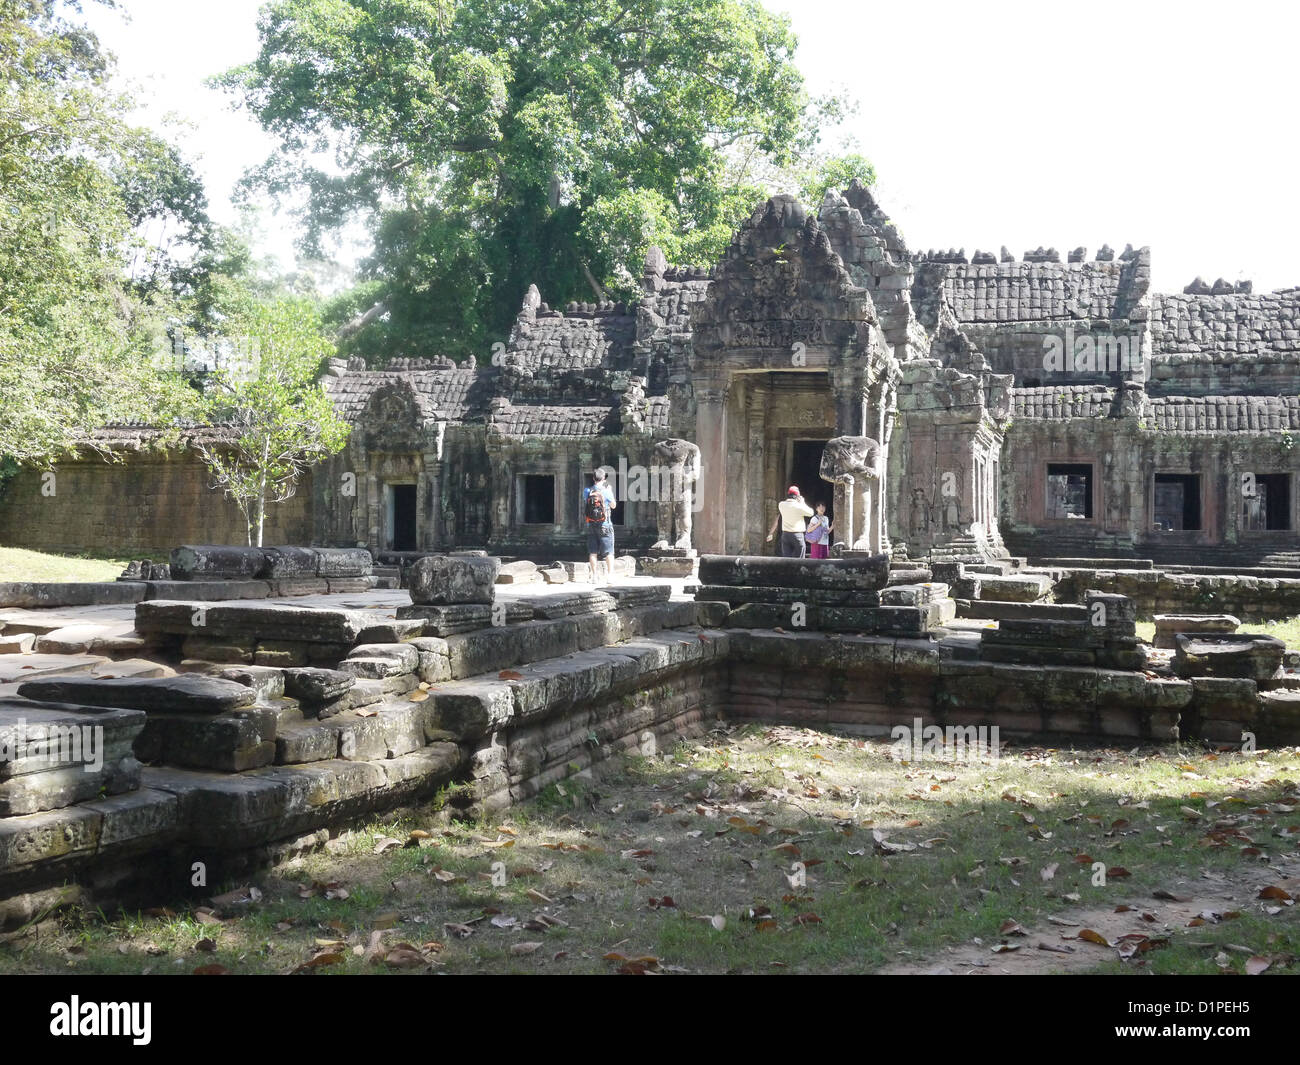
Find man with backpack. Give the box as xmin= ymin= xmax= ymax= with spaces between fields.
xmin=582 ymin=467 xmax=618 ymax=585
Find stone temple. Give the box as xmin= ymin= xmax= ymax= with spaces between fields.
xmin=6 ymin=182 xmax=1300 ymax=914
xmin=2 ymin=179 xmax=1299 ymax=571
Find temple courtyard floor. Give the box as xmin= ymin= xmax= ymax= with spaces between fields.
xmin=2 ymin=719 xmax=1296 ymax=975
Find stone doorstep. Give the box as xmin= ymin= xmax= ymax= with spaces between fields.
xmin=697 ymin=554 xmax=890 ymax=591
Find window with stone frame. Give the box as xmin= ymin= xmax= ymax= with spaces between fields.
xmin=1045 ymin=463 xmax=1093 ymax=520
xmin=1242 ymin=473 xmax=1291 ymax=531
xmin=1153 ymin=474 xmax=1201 ymax=532
xmin=519 ymin=474 xmax=556 ymax=525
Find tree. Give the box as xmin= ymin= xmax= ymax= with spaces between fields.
xmin=195 ymin=298 xmax=350 ymax=546
xmin=0 ymin=0 xmax=208 ymax=463
xmin=220 ymin=0 xmax=861 ymax=361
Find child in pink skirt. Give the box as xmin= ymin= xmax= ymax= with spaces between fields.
xmin=805 ymin=502 xmax=832 ymax=559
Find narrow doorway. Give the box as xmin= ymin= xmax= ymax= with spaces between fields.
xmin=789 ymin=440 xmax=832 ymax=520
xmin=389 ymin=484 xmax=417 ymax=550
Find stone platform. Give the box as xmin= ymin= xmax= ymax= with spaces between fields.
xmin=2 ymin=558 xmax=1299 ymax=921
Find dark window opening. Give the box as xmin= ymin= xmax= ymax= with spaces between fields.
xmin=1046 ymin=463 xmax=1093 ymax=520
xmin=585 ymin=472 xmax=624 ymax=525
xmin=790 ymin=440 xmax=833 ymax=521
xmin=1153 ymin=474 xmax=1201 ymax=531
xmin=389 ymin=484 xmax=417 ymax=551
xmin=1243 ymin=473 xmax=1291 ymax=531
xmin=522 ymin=475 xmax=555 ymax=525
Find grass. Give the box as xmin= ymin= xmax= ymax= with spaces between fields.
xmin=2 ymin=727 xmax=1297 ymax=976
xmin=0 ymin=546 xmax=138 ymax=583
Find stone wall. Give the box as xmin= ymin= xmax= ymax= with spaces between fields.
xmin=0 ymin=453 xmax=313 ymax=556
xmin=1055 ymin=569 xmax=1300 ymax=622
xmin=1000 ymin=417 xmax=1300 ymax=561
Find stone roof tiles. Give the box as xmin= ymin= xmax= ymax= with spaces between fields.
xmin=1150 ymin=289 xmax=1300 ymax=357
xmin=324 ymin=367 xmax=490 ymax=424
xmin=488 ymin=403 xmax=618 ymax=439
xmin=1148 ymin=394 xmax=1300 ymax=434
xmin=1011 ymin=386 xmax=1115 ymax=421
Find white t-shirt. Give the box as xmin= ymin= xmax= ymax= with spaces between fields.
xmin=778 ymin=498 xmax=814 ymax=533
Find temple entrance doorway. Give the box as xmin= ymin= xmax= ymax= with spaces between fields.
xmin=789 ymin=439 xmax=833 ymax=521
xmin=387 ymin=483 xmax=418 ymax=551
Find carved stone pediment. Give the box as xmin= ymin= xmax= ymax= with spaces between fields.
xmin=359 ymin=379 xmax=431 ymax=452
xmin=691 ymin=195 xmax=879 ymax=368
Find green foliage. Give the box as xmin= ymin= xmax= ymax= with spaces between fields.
xmin=196 ymin=298 xmax=350 ymax=545
xmin=798 ymin=151 xmax=877 ymax=206
xmin=0 ymin=0 xmax=209 ymax=464
xmin=220 ymin=0 xmax=861 ymax=360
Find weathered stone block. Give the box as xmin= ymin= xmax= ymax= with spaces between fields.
xmin=427 ymin=680 xmax=514 ymax=740
xmin=0 ymin=703 xmax=144 ymax=815
xmin=253 ymin=642 xmax=311 ymax=668
xmin=134 ymin=706 xmax=278 ymax=772
xmin=409 ymin=554 xmax=500 ymax=605
xmin=395 ymin=603 xmax=493 ymax=635
xmin=1153 ymin=613 xmax=1240 ymax=649
xmin=881 ymin=583 xmax=950 ymax=607
xmin=217 ymin=664 xmax=286 ymax=703
xmin=136 ymin=601 xmax=367 ymax=643
xmin=282 ymin=667 xmax=354 ymax=704
xmin=261 ymin=546 xmax=319 ymax=579
xmin=17 ymin=674 xmax=256 ymax=715
xmin=496 ymin=560 xmax=540 ymax=584
xmin=698 ymin=554 xmax=890 ymax=591
xmin=1174 ymin=633 xmax=1285 ymax=680
xmin=313 ymin=547 xmax=373 ymax=577
xmin=170 ymin=545 xmax=265 ymax=581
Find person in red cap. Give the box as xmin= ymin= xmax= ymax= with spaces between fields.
xmin=766 ymin=486 xmax=813 ymax=557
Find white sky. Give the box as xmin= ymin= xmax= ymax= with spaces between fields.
xmin=85 ymin=0 xmax=1300 ymax=294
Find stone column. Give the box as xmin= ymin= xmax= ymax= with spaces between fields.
xmin=745 ymin=379 xmax=767 ymax=554
xmin=694 ymin=385 xmax=728 ymax=554
xmin=422 ymin=451 xmax=441 ymax=551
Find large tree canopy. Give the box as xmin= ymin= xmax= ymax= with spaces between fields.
xmin=0 ymin=0 xmax=210 ymax=462
xmin=221 ymin=0 xmax=862 ymax=363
